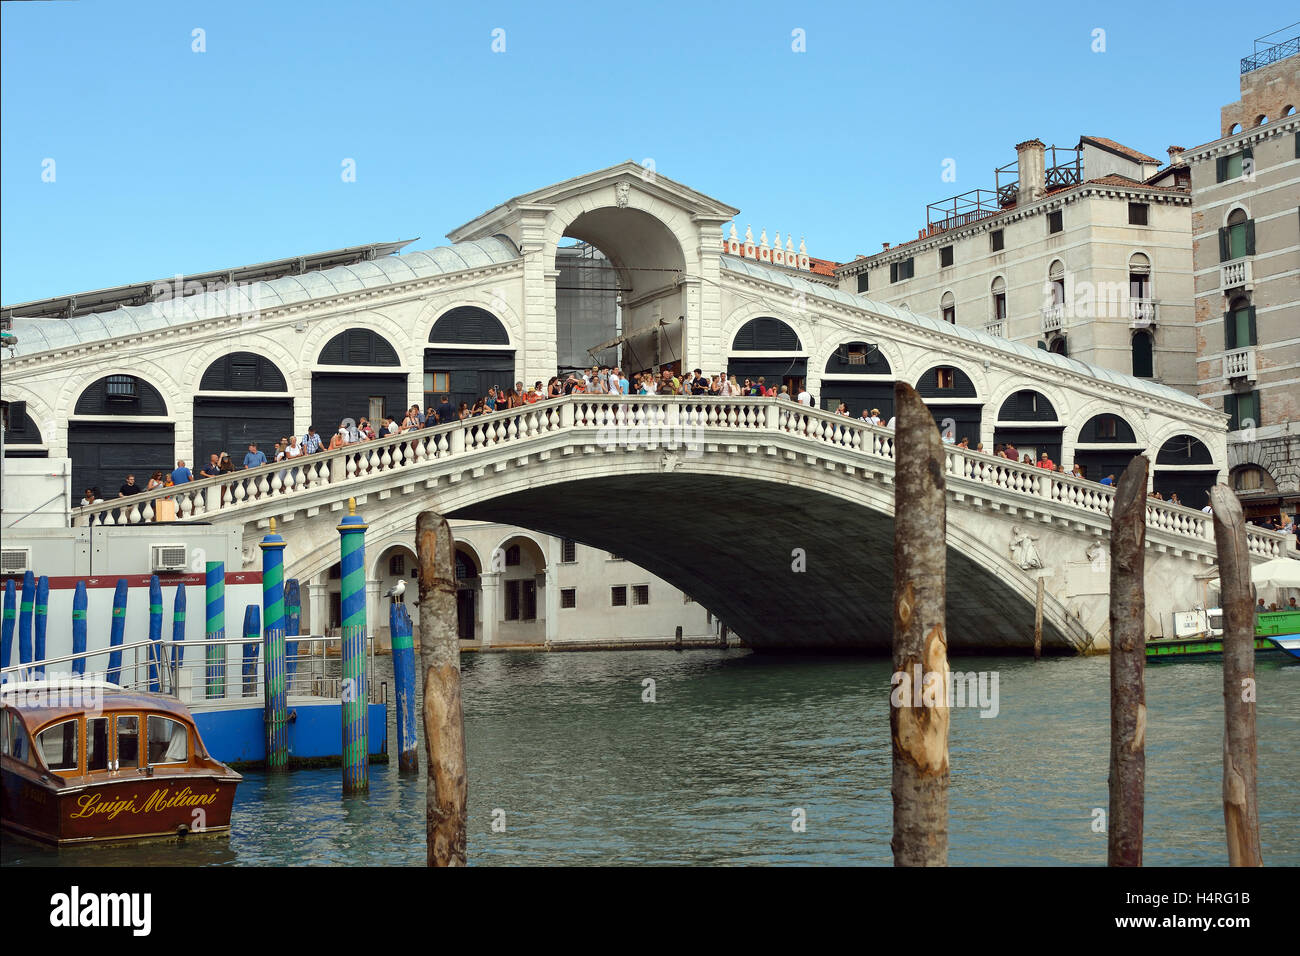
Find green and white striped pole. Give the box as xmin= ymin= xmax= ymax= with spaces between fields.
xmin=337 ymin=498 xmax=369 ymax=793
xmin=261 ymin=519 xmax=289 ymax=771
xmin=205 ymin=562 xmax=226 ymax=699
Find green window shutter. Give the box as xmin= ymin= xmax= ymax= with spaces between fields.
xmin=1224 ymin=394 xmax=1237 ymax=430
xmin=1216 ymin=156 xmax=1227 ymax=182
xmin=1224 ymin=312 xmax=1236 ymax=350
xmin=1247 ymin=306 xmax=1257 ymax=346
xmin=1219 ymin=227 xmax=1229 ymax=262
xmin=1245 ymin=220 xmax=1256 ymax=256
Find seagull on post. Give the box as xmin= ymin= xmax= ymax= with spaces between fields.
xmin=385 ymin=579 xmax=406 ymax=603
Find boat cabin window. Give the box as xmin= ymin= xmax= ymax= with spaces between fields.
xmin=116 ymin=715 xmax=140 ymax=768
xmin=147 ymin=715 xmax=189 ymax=764
xmin=3 ymin=710 xmax=36 ymax=766
xmin=36 ymin=718 xmax=80 ymax=773
xmin=87 ymin=716 xmax=110 ymax=771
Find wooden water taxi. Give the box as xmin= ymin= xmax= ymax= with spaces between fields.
xmin=1 ymin=680 xmax=241 ymax=845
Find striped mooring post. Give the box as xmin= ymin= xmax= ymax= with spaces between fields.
xmin=205 ymin=562 xmax=226 ymax=699
xmin=261 ymin=519 xmax=289 ymax=771
xmin=241 ymin=605 xmax=260 ymax=698
xmin=71 ymin=581 xmax=88 ymax=677
xmin=390 ymin=602 xmax=418 ymax=773
xmin=337 ymin=498 xmax=369 ymax=794
xmin=148 ymin=575 xmax=163 ymax=692
xmin=107 ymin=579 xmax=128 ymax=685
xmin=34 ymin=576 xmax=49 ymax=679
xmin=285 ymin=578 xmax=301 ymax=682
xmin=18 ymin=570 xmax=34 ymax=667
xmin=171 ymin=583 xmax=187 ymax=673
xmin=1 ymin=578 xmax=15 ymax=674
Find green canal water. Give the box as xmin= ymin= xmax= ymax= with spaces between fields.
xmin=4 ymin=650 xmax=1297 ymax=866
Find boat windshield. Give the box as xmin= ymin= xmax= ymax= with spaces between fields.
xmin=35 ymin=719 xmax=79 ymax=773
xmin=147 ymin=715 xmax=189 ymax=764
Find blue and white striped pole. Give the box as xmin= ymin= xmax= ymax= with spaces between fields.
xmin=390 ymin=602 xmax=418 ymax=773
xmin=242 ymin=605 xmax=260 ymax=698
xmin=107 ymin=579 xmax=128 ymax=684
xmin=261 ymin=519 xmax=289 ymax=771
xmin=337 ymin=498 xmax=369 ymax=794
xmin=71 ymin=581 xmax=88 ymax=677
xmin=148 ymin=575 xmax=163 ymax=691
xmin=34 ymin=576 xmax=49 ymax=679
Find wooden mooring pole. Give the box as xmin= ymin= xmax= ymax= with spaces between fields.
xmin=890 ymin=382 xmax=949 ymax=867
xmin=1209 ymin=486 xmax=1263 ymax=866
xmin=417 ymin=511 xmax=467 ymax=866
xmin=1033 ymin=576 xmax=1044 ymax=661
xmin=1107 ymin=454 xmax=1148 ymax=867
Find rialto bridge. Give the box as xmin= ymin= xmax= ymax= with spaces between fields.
xmin=3 ymin=162 xmax=1293 ymax=651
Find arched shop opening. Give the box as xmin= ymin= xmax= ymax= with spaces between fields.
xmin=425 ymin=306 xmax=515 ymax=411
xmin=495 ymin=536 xmax=546 ymax=644
xmin=728 ymin=318 xmax=807 ymax=395
xmin=1073 ymin=413 xmax=1141 ymax=483
xmin=69 ymin=375 xmax=174 ymax=499
xmin=819 ymin=341 xmax=893 ymax=420
xmin=311 ymin=328 xmax=406 ymax=434
xmin=994 ymin=390 xmax=1063 ymax=465
xmin=1 ymin=401 xmax=46 ymax=459
xmin=194 ymin=352 xmax=293 ymax=463
xmin=455 ymin=546 xmax=481 ymax=642
xmin=915 ymin=365 xmax=981 ymax=444
xmin=1154 ymin=434 xmax=1218 ymax=507
xmin=556 ymin=209 xmax=686 ymax=379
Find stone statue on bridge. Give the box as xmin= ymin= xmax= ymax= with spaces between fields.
xmin=1009 ymin=526 xmax=1044 ymax=571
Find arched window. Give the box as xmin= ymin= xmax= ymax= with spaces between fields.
xmin=74 ymin=375 xmax=168 ymax=416
xmin=1131 ymin=330 xmax=1154 ymax=378
xmin=1222 ymin=208 xmax=1253 ymax=261
xmin=1228 ymin=122 xmax=1242 ymax=135
xmin=1048 ymin=336 xmax=1068 ymax=356
xmin=318 ymin=328 xmax=400 ymax=366
xmin=1254 ymin=114 xmax=1268 ymax=127
xmin=824 ymin=342 xmax=891 ymax=375
xmin=990 ymin=277 xmax=1007 ymax=324
xmin=1156 ymin=435 xmax=1213 ymax=465
xmin=1079 ymin=414 xmax=1137 ymax=443
xmin=998 ymin=390 xmax=1057 ymax=421
xmin=0 ymin=401 xmax=43 ymax=446
xmin=1283 ymin=105 xmax=1296 ymax=117
xmin=1231 ymin=464 xmax=1275 ymax=493
xmin=1048 ymin=260 xmax=1065 ymax=304
xmin=940 ymin=291 xmax=956 ymax=324
xmin=199 ymin=352 xmax=287 ymax=391
xmin=429 ymin=306 xmax=509 ymax=345
xmin=731 ymin=317 xmax=801 ymax=351
xmin=1225 ymin=295 xmax=1256 ymax=350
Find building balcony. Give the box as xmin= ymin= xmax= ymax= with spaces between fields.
xmin=1224 ymin=347 xmax=1256 ymax=383
xmin=1128 ymin=298 xmax=1157 ymax=329
xmin=984 ymin=320 xmax=1005 ymax=338
xmin=1041 ymin=303 xmax=1065 ymax=334
xmin=1221 ymin=259 xmax=1252 ymax=291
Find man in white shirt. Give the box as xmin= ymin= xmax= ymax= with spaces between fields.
xmin=796 ymin=385 xmax=812 ymax=406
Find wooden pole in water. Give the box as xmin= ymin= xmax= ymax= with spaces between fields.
xmin=1033 ymin=576 xmax=1044 ymax=661
xmin=889 ymin=382 xmax=949 ymax=867
xmin=390 ymin=601 xmax=419 ymax=773
xmin=337 ymin=498 xmax=370 ymax=794
xmin=1209 ymin=486 xmax=1263 ymax=866
xmin=1107 ymin=454 xmax=1148 ymax=867
xmin=416 ymin=511 xmax=467 ymax=866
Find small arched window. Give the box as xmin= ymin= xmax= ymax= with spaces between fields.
xmin=1132 ymin=330 xmax=1154 ymax=378
xmin=1048 ymin=260 xmax=1065 ymax=305
xmin=1225 ymin=295 xmax=1256 ymax=350
xmin=941 ymin=291 xmax=956 ymax=324
xmin=1222 ymin=209 xmax=1253 ymax=261
xmin=1254 ymin=114 xmax=1268 ymax=127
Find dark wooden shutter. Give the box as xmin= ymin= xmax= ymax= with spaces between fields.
xmin=1216 ymin=157 xmax=1228 ymax=183
xmin=1224 ymin=312 xmax=1236 ymax=350
xmin=1224 ymin=394 xmax=1237 ymax=430
xmin=1247 ymin=306 xmax=1257 ymax=346
xmin=1245 ymin=220 xmax=1256 ymax=256
xmin=1219 ymin=227 xmax=1230 ymax=262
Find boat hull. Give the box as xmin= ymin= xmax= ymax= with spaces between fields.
xmin=2 ymin=763 xmax=237 ymax=846
xmin=1146 ymin=636 xmax=1289 ymax=661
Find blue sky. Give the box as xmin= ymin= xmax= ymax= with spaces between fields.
xmin=1 ymin=0 xmax=1293 ymax=303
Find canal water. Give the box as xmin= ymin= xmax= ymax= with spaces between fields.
xmin=4 ymin=650 xmax=1297 ymax=866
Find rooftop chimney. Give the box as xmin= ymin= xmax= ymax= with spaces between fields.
xmin=1015 ymin=138 xmax=1046 ymax=204
xmin=1167 ymin=145 xmax=1186 ymax=167
xmin=882 ymin=242 xmax=891 ymax=251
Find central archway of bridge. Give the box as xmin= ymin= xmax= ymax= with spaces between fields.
xmin=450 ymin=471 xmax=1071 ymax=653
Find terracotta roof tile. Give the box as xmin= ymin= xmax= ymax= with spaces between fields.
xmin=807 ymin=256 xmax=839 ymax=277
xmin=1079 ymin=136 xmax=1160 ymax=164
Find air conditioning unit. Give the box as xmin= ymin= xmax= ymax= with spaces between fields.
xmin=1 ymin=548 xmax=31 ymax=575
xmin=150 ymin=544 xmax=189 ymax=573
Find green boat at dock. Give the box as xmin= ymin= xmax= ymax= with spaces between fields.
xmin=1146 ymin=609 xmax=1300 ymax=661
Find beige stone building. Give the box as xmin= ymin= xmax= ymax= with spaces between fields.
xmin=835 ymin=136 xmax=1197 ymax=396
xmin=1185 ymin=33 xmax=1299 ymax=520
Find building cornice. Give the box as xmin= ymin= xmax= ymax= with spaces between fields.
xmin=837 ymin=183 xmax=1192 ymax=277
xmin=1184 ymin=116 xmax=1300 ymax=164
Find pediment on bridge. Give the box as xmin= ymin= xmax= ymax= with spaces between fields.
xmin=445 ymin=161 xmax=741 ymax=242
